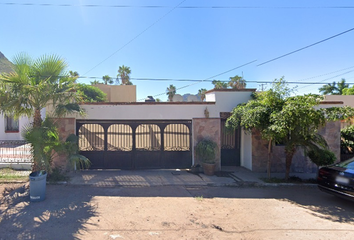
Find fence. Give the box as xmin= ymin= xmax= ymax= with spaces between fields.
xmin=0 ymin=141 xmax=32 ymax=164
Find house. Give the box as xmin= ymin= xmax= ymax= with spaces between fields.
xmin=52 ymin=86 xmax=342 ymax=174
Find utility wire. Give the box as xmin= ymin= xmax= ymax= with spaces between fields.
xmin=83 ymin=0 xmax=186 ymax=75
xmin=1 ymin=2 xmax=353 ymax=9
xmin=136 ymin=60 xmax=257 ymax=100
xmin=297 ymin=69 xmax=354 ymax=90
xmin=257 ymin=27 xmax=354 ymax=66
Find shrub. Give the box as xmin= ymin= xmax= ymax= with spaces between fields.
xmin=195 ymin=139 xmax=217 ymax=164
xmin=341 ymin=125 xmax=354 ymax=154
xmin=307 ymin=148 xmax=336 ymax=166
xmin=76 ymin=83 xmax=106 ymax=102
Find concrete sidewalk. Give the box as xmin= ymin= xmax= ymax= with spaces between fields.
xmin=66 ymin=167 xmax=285 ymax=187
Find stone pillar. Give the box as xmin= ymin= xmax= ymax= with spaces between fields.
xmin=52 ymin=118 xmax=76 ymax=170
xmin=192 ymin=118 xmax=221 ymax=170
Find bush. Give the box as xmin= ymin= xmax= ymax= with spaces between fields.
xmin=307 ymin=148 xmax=336 ymax=166
xmin=195 ymin=139 xmax=217 ymax=164
xmin=76 ymin=83 xmax=107 ymax=102
xmin=341 ymin=125 xmax=354 ymax=154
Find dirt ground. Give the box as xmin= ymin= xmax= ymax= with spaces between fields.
xmin=1 ymin=184 xmax=354 ymax=240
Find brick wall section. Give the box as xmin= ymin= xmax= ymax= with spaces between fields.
xmin=52 ymin=118 xmax=76 ymax=170
xmin=192 ymin=118 xmax=221 ymax=170
xmin=251 ymin=121 xmax=341 ymax=173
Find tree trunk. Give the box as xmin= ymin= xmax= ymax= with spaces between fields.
xmin=33 ymin=108 xmax=42 ymax=128
xmin=31 ymin=108 xmax=42 ymax=172
xmin=267 ymin=139 xmax=272 ymax=179
xmin=285 ymin=146 xmax=296 ymax=180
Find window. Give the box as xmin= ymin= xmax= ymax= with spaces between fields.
xmin=5 ymin=115 xmax=19 ymax=132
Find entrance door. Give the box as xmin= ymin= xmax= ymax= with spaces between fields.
xmin=221 ymin=120 xmax=240 ymax=166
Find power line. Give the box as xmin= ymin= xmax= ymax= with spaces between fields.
xmin=1 ymin=2 xmax=354 ymax=9
xmin=83 ymin=0 xmax=186 ymax=75
xmin=257 ymin=27 xmax=354 ymax=66
xmin=294 ymin=65 xmax=354 ymax=82
xmin=137 ymin=59 xmax=257 ymax=100
xmin=297 ymin=69 xmax=354 ymax=90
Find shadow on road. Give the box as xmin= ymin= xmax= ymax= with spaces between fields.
xmin=0 ymin=184 xmax=97 ymax=240
xmin=185 ymin=185 xmax=354 ymax=225
xmin=1 ymin=184 xmax=353 ymax=239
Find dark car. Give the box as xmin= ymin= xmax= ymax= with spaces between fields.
xmin=317 ymin=158 xmax=354 ymax=200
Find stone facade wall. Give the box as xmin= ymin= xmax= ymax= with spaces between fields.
xmin=52 ymin=118 xmax=76 ymax=170
xmin=192 ymin=118 xmax=221 ymax=170
xmin=252 ymin=121 xmax=341 ymax=173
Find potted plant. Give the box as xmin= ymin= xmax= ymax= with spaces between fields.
xmin=24 ymin=118 xmax=62 ymax=201
xmin=195 ymin=139 xmax=218 ymax=176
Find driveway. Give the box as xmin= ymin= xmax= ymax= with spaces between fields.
xmin=1 ymin=184 xmax=353 ymax=240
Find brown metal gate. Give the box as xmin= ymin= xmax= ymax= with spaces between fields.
xmin=221 ymin=119 xmax=241 ymax=166
xmin=77 ymin=120 xmax=192 ymax=169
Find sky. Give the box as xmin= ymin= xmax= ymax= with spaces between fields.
xmin=1 ymin=0 xmax=353 ymax=101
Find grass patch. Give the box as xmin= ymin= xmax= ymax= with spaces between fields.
xmin=261 ymin=176 xmax=317 ymax=184
xmin=195 ymin=195 xmax=204 ymax=201
xmin=0 ymin=168 xmax=29 ymax=182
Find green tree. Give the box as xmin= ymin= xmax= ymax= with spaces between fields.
xmin=198 ymin=88 xmax=207 ymax=101
xmin=0 ymin=53 xmax=83 ymax=128
xmin=227 ymin=78 xmax=289 ymax=178
xmin=76 ymin=83 xmax=107 ymax=102
xmin=319 ymin=78 xmax=348 ymax=95
xmin=69 ymin=71 xmax=79 ymax=81
xmin=155 ymin=98 xmax=161 ymax=102
xmin=227 ymin=78 xmax=354 ymax=180
xmin=212 ymin=80 xmax=228 ymax=89
xmin=90 ymin=79 xmax=101 ymax=85
xmin=166 ymin=84 xmax=176 ymax=102
xmin=0 ymin=53 xmax=84 ymax=172
xmin=117 ymin=65 xmax=132 ymax=85
xmin=102 ymin=75 xmax=113 ymax=85
xmin=228 ymin=75 xmax=246 ymax=89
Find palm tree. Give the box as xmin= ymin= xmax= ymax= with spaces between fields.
xmin=198 ymin=88 xmax=207 ymax=101
xmin=319 ymin=78 xmax=348 ymax=95
xmin=0 ymin=53 xmax=83 ymax=171
xmin=102 ymin=75 xmax=113 ymax=85
xmin=337 ymin=78 xmax=349 ymax=95
xmin=0 ymin=53 xmax=83 ymax=128
xmin=229 ymin=75 xmax=246 ymax=89
xmin=90 ymin=79 xmax=101 ymax=85
xmin=117 ymin=65 xmax=132 ymax=85
xmin=212 ymin=80 xmax=228 ymax=89
xmin=166 ymin=84 xmax=176 ymax=102
xmin=69 ymin=71 xmax=79 ymax=81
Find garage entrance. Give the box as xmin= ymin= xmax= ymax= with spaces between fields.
xmin=77 ymin=120 xmax=192 ymax=169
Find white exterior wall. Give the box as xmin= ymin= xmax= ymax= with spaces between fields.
xmin=76 ymin=103 xmax=218 ymax=120
xmin=213 ymin=91 xmax=255 ymax=112
xmin=0 ymin=108 xmax=45 ymax=141
xmin=0 ymin=115 xmax=31 ymax=140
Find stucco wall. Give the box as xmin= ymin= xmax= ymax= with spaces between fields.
xmin=192 ymin=118 xmax=221 ymax=170
xmin=94 ymin=84 xmax=136 ymax=102
xmin=251 ymin=121 xmax=341 ymax=173
xmin=77 ymin=103 xmax=217 ymax=120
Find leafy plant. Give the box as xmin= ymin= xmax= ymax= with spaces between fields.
xmin=23 ymin=118 xmax=63 ymax=173
xmin=64 ymin=134 xmax=91 ymax=170
xmin=307 ymin=148 xmax=336 ymax=166
xmin=195 ymin=139 xmax=217 ymax=164
xmin=341 ymin=125 xmax=354 ymax=154
xmin=76 ymin=83 xmax=107 ymax=102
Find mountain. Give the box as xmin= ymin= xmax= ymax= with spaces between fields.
xmin=0 ymin=51 xmax=14 ymax=74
